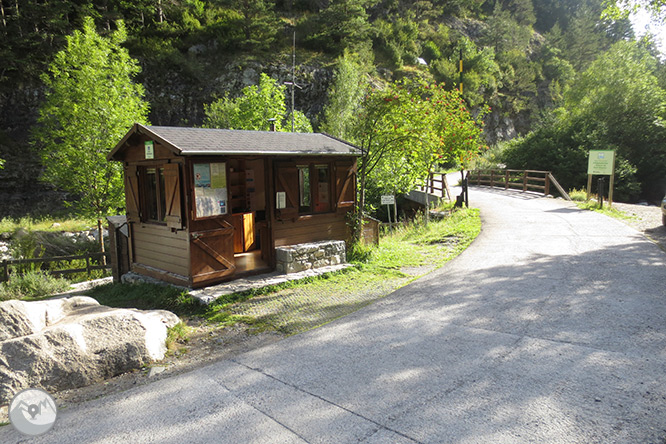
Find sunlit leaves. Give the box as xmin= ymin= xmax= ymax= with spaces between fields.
xmin=203 ymin=73 xmax=312 ymax=132
xmin=32 ymin=17 xmax=149 ymax=220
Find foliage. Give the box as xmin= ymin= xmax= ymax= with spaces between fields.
xmin=203 ymin=73 xmax=312 ymax=132
xmin=321 ymin=51 xmax=369 ymax=140
xmin=569 ymin=188 xmax=589 ymax=202
xmin=299 ymin=0 xmax=372 ymax=55
xmin=32 ymin=17 xmax=149 ymax=225
xmin=602 ymin=0 xmax=666 ymax=22
xmin=502 ymin=40 xmax=666 ymax=202
xmin=2 ymin=0 xmax=661 ymax=221
xmin=0 ymin=216 xmax=95 ymax=234
xmin=349 ymin=78 xmax=487 ymax=228
xmin=0 ymin=271 xmax=71 ymax=301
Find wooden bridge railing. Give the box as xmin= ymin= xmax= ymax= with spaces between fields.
xmin=467 ymin=169 xmax=571 ymax=201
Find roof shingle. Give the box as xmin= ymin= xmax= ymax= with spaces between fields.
xmin=110 ymin=124 xmax=361 ymax=159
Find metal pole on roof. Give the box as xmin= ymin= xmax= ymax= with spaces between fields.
xmin=291 ymin=31 xmax=295 ymax=132
xmin=284 ymin=30 xmax=301 ymax=132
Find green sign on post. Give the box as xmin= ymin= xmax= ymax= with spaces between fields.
xmin=587 ymin=150 xmax=615 ymax=175
xmin=586 ymin=150 xmax=616 ymax=207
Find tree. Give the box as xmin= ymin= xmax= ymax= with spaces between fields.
xmin=406 ymin=81 xmax=489 ymax=222
xmin=602 ymin=0 xmax=666 ymax=22
xmin=203 ymin=73 xmax=313 ymax=132
xmin=350 ymin=79 xmax=488 ymax=233
xmin=300 ymin=0 xmax=371 ymax=54
xmin=502 ymin=40 xmax=666 ymax=202
xmin=321 ymin=51 xmax=369 ymax=140
xmin=32 ymin=17 xmax=149 ymax=252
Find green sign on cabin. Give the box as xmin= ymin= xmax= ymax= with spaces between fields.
xmin=587 ymin=150 xmax=615 ymax=175
xmin=144 ymin=141 xmax=154 ymax=159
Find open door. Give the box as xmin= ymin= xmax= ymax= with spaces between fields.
xmin=190 ymin=220 xmax=236 ymax=287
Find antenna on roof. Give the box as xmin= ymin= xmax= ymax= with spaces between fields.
xmin=284 ymin=30 xmax=302 ymax=133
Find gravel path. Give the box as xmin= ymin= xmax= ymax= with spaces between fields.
xmin=612 ymin=202 xmax=666 ymax=250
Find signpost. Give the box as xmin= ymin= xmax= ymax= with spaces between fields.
xmin=381 ymin=195 xmax=396 ymax=229
xmin=587 ymin=150 xmax=615 ymax=207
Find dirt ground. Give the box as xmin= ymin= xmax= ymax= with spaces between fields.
xmin=2 ymin=200 xmax=664 ymax=424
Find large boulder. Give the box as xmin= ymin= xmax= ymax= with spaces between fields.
xmin=0 ymin=296 xmax=179 ymax=404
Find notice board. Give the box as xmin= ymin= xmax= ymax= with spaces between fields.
xmin=193 ymin=162 xmax=228 ymax=218
xmin=587 ymin=150 xmax=615 ymax=175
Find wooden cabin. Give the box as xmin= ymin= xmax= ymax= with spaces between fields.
xmin=108 ymin=124 xmax=360 ymax=288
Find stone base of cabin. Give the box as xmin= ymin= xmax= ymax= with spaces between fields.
xmin=275 ymin=240 xmax=346 ymax=274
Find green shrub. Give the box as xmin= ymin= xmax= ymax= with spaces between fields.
xmin=0 ymin=271 xmax=71 ymax=300
xmin=347 ymin=241 xmax=373 ymax=263
xmin=569 ymin=188 xmax=588 ymax=202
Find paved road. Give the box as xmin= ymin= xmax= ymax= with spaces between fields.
xmin=3 ymin=188 xmax=666 ymax=443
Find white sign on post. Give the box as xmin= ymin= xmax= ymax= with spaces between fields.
xmin=380 ymin=195 xmax=395 ymax=205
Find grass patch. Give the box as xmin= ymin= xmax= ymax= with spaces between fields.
xmin=366 ymin=208 xmax=481 ymax=271
xmin=86 ymin=208 xmax=481 ymax=335
xmin=88 ymin=283 xmax=204 ymax=317
xmin=166 ymin=322 xmax=191 ymax=354
xmin=0 ymin=216 xmax=95 ymax=234
xmin=575 ymin=201 xmax=634 ymax=220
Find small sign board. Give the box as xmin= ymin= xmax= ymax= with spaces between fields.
xmin=380 ymin=195 xmax=395 ymax=205
xmin=144 ymin=141 xmax=154 ymax=160
xmin=587 ymin=150 xmax=614 ymax=175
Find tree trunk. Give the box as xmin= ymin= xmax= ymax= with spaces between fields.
xmin=157 ymin=0 xmax=164 ymax=23
xmin=97 ymin=218 xmax=106 ymax=265
xmin=354 ymin=169 xmax=367 ymax=243
xmin=1 ymin=1 xmax=7 ymax=30
xmin=14 ymin=0 xmax=22 ymax=37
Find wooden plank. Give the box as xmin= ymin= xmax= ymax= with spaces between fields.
xmin=133 ymin=253 xmax=190 ymax=276
xmin=133 ymin=223 xmax=188 ymax=239
xmin=133 ymin=249 xmax=189 ymax=270
xmin=132 ymin=239 xmax=188 ymax=257
xmin=131 ymin=263 xmax=190 ymax=287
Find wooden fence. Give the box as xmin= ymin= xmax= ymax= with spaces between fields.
xmin=1 ymin=252 xmax=111 ymax=283
xmin=467 ymin=169 xmax=571 ymax=201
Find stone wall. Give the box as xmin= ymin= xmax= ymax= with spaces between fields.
xmin=275 ymin=240 xmax=346 ymax=274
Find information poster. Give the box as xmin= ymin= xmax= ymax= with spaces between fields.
xmin=587 ymin=150 xmax=615 ymax=175
xmin=194 ymin=162 xmax=227 ymax=218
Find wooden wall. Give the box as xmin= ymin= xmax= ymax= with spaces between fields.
xmin=130 ymin=223 xmax=189 ymax=278
xmin=273 ymin=213 xmax=349 ymax=247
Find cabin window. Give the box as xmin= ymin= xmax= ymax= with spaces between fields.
xmin=298 ymin=166 xmax=311 ymax=212
xmin=297 ymin=163 xmax=331 ymax=214
xmin=314 ymin=165 xmax=330 ymax=213
xmin=143 ymin=167 xmax=167 ymax=223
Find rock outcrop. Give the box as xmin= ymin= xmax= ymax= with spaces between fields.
xmin=0 ymin=296 xmax=179 ymax=404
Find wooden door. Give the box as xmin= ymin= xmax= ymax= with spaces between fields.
xmin=335 ymin=160 xmax=357 ymax=214
xmin=190 ymin=220 xmax=236 ymax=286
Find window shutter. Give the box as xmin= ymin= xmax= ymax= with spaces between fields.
xmin=163 ymin=163 xmax=183 ymax=229
xmin=275 ymin=163 xmax=299 ymax=220
xmin=335 ymin=160 xmax=356 ymax=214
xmin=124 ymin=165 xmax=140 ymax=223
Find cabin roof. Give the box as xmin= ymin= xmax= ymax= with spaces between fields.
xmin=109 ymin=123 xmax=362 ymax=160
